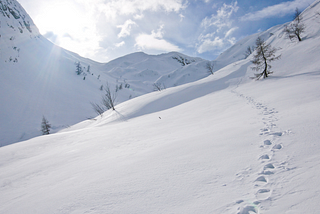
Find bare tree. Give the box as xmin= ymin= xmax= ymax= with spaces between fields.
xmin=283 ymin=8 xmax=305 ymax=42
xmin=102 ymin=82 xmax=117 ymax=111
xmin=251 ymin=37 xmax=281 ymax=80
xmin=206 ymin=62 xmax=214 ymax=75
xmin=153 ymin=83 xmax=164 ymax=91
xmin=244 ymin=46 xmax=254 ymax=59
xmin=41 ymin=116 xmax=51 ymax=135
xmin=90 ymin=102 xmax=105 ymax=116
xmin=91 ymin=82 xmax=117 ymax=116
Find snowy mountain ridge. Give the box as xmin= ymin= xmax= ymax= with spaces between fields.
xmin=0 ymin=0 xmax=40 ymax=63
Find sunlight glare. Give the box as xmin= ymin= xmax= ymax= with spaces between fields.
xmin=36 ymin=1 xmax=84 ymax=37
xmin=33 ymin=0 xmax=104 ymax=61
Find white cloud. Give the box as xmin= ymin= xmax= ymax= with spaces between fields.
xmin=117 ymin=19 xmax=137 ymax=38
xmin=225 ymin=27 xmax=238 ymax=38
xmin=133 ymin=14 xmax=144 ymax=20
xmin=135 ymin=25 xmax=182 ymax=52
xmin=197 ymin=2 xmax=239 ymax=54
xmin=241 ymin=0 xmax=315 ymax=21
xmin=197 ymin=37 xmax=224 ymax=53
xmin=179 ymin=14 xmax=185 ymax=21
xmin=201 ymin=1 xmax=239 ymax=30
xmin=95 ymin=0 xmax=187 ymax=20
xmin=115 ymin=41 xmax=125 ymax=47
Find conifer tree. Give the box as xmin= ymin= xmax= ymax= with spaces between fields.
xmin=75 ymin=61 xmax=82 ymax=75
xmin=251 ymin=37 xmax=281 ymax=79
xmin=41 ymin=116 xmax=51 ymax=135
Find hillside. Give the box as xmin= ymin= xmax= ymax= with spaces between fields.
xmin=1 ymin=0 xmax=320 ymax=213
xmin=0 ymin=0 xmax=211 ymax=146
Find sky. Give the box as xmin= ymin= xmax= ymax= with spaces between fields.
xmin=18 ymin=0 xmax=314 ymax=63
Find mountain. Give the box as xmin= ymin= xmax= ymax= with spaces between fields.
xmin=0 ymin=0 xmax=212 ymax=146
xmin=1 ymin=0 xmax=320 ymax=213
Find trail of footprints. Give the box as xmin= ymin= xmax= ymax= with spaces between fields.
xmin=234 ymin=93 xmax=288 ymax=214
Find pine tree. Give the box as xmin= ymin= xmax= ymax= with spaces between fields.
xmin=251 ymin=37 xmax=281 ymax=80
xmin=75 ymin=61 xmax=82 ymax=75
xmin=41 ymin=116 xmax=51 ymax=135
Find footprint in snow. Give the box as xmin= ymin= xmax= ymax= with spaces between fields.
xmin=260 ymin=170 xmax=274 ymax=175
xmin=255 ymin=176 xmax=267 ymax=183
xmin=260 ymin=128 xmax=270 ymax=135
xmin=236 ymin=199 xmax=244 ymax=204
xmin=272 ymin=144 xmax=282 ymax=150
xmin=259 ymin=154 xmax=270 ymax=160
xmin=264 ymin=163 xmax=275 ymax=170
xmin=256 ymin=189 xmax=272 ymax=200
xmin=269 ymin=132 xmax=283 ymax=137
xmin=237 ymin=205 xmax=257 ymax=214
xmin=264 ymin=140 xmax=272 ymax=145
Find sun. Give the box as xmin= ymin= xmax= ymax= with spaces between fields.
xmin=35 ymin=1 xmax=85 ymax=37
xmin=32 ymin=0 xmax=102 ymax=60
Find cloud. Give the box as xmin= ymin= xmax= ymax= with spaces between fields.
xmin=135 ymin=25 xmax=182 ymax=52
xmin=115 ymin=41 xmax=125 ymax=47
xmin=201 ymin=1 xmax=239 ymax=30
xmin=95 ymin=0 xmax=187 ymax=19
xmin=133 ymin=14 xmax=144 ymax=20
xmin=225 ymin=27 xmax=238 ymax=38
xmin=197 ymin=2 xmax=239 ymax=54
xmin=179 ymin=14 xmax=185 ymax=21
xmin=241 ymin=0 xmax=314 ymax=21
xmin=197 ymin=37 xmax=224 ymax=53
xmin=43 ymin=31 xmax=58 ymax=43
xmin=117 ymin=19 xmax=137 ymax=38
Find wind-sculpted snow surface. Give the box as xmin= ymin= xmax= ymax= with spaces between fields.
xmin=1 ymin=0 xmax=320 ymax=213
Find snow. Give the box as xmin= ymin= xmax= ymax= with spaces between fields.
xmin=1 ymin=0 xmax=320 ymax=213
xmin=0 ymin=0 xmax=211 ymax=146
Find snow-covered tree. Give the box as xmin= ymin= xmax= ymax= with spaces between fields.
xmin=283 ymin=8 xmax=305 ymax=42
xmin=251 ymin=37 xmax=281 ymax=80
xmin=41 ymin=116 xmax=51 ymax=135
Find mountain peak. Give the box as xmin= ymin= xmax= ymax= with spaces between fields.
xmin=0 ymin=0 xmax=40 ymax=63
xmin=0 ymin=0 xmax=39 ymax=34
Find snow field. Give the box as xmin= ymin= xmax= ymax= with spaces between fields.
xmin=1 ymin=0 xmax=320 ymax=213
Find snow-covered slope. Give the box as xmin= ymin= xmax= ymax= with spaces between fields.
xmin=1 ymin=0 xmax=320 ymax=213
xmin=0 ymin=0 xmax=211 ymax=146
